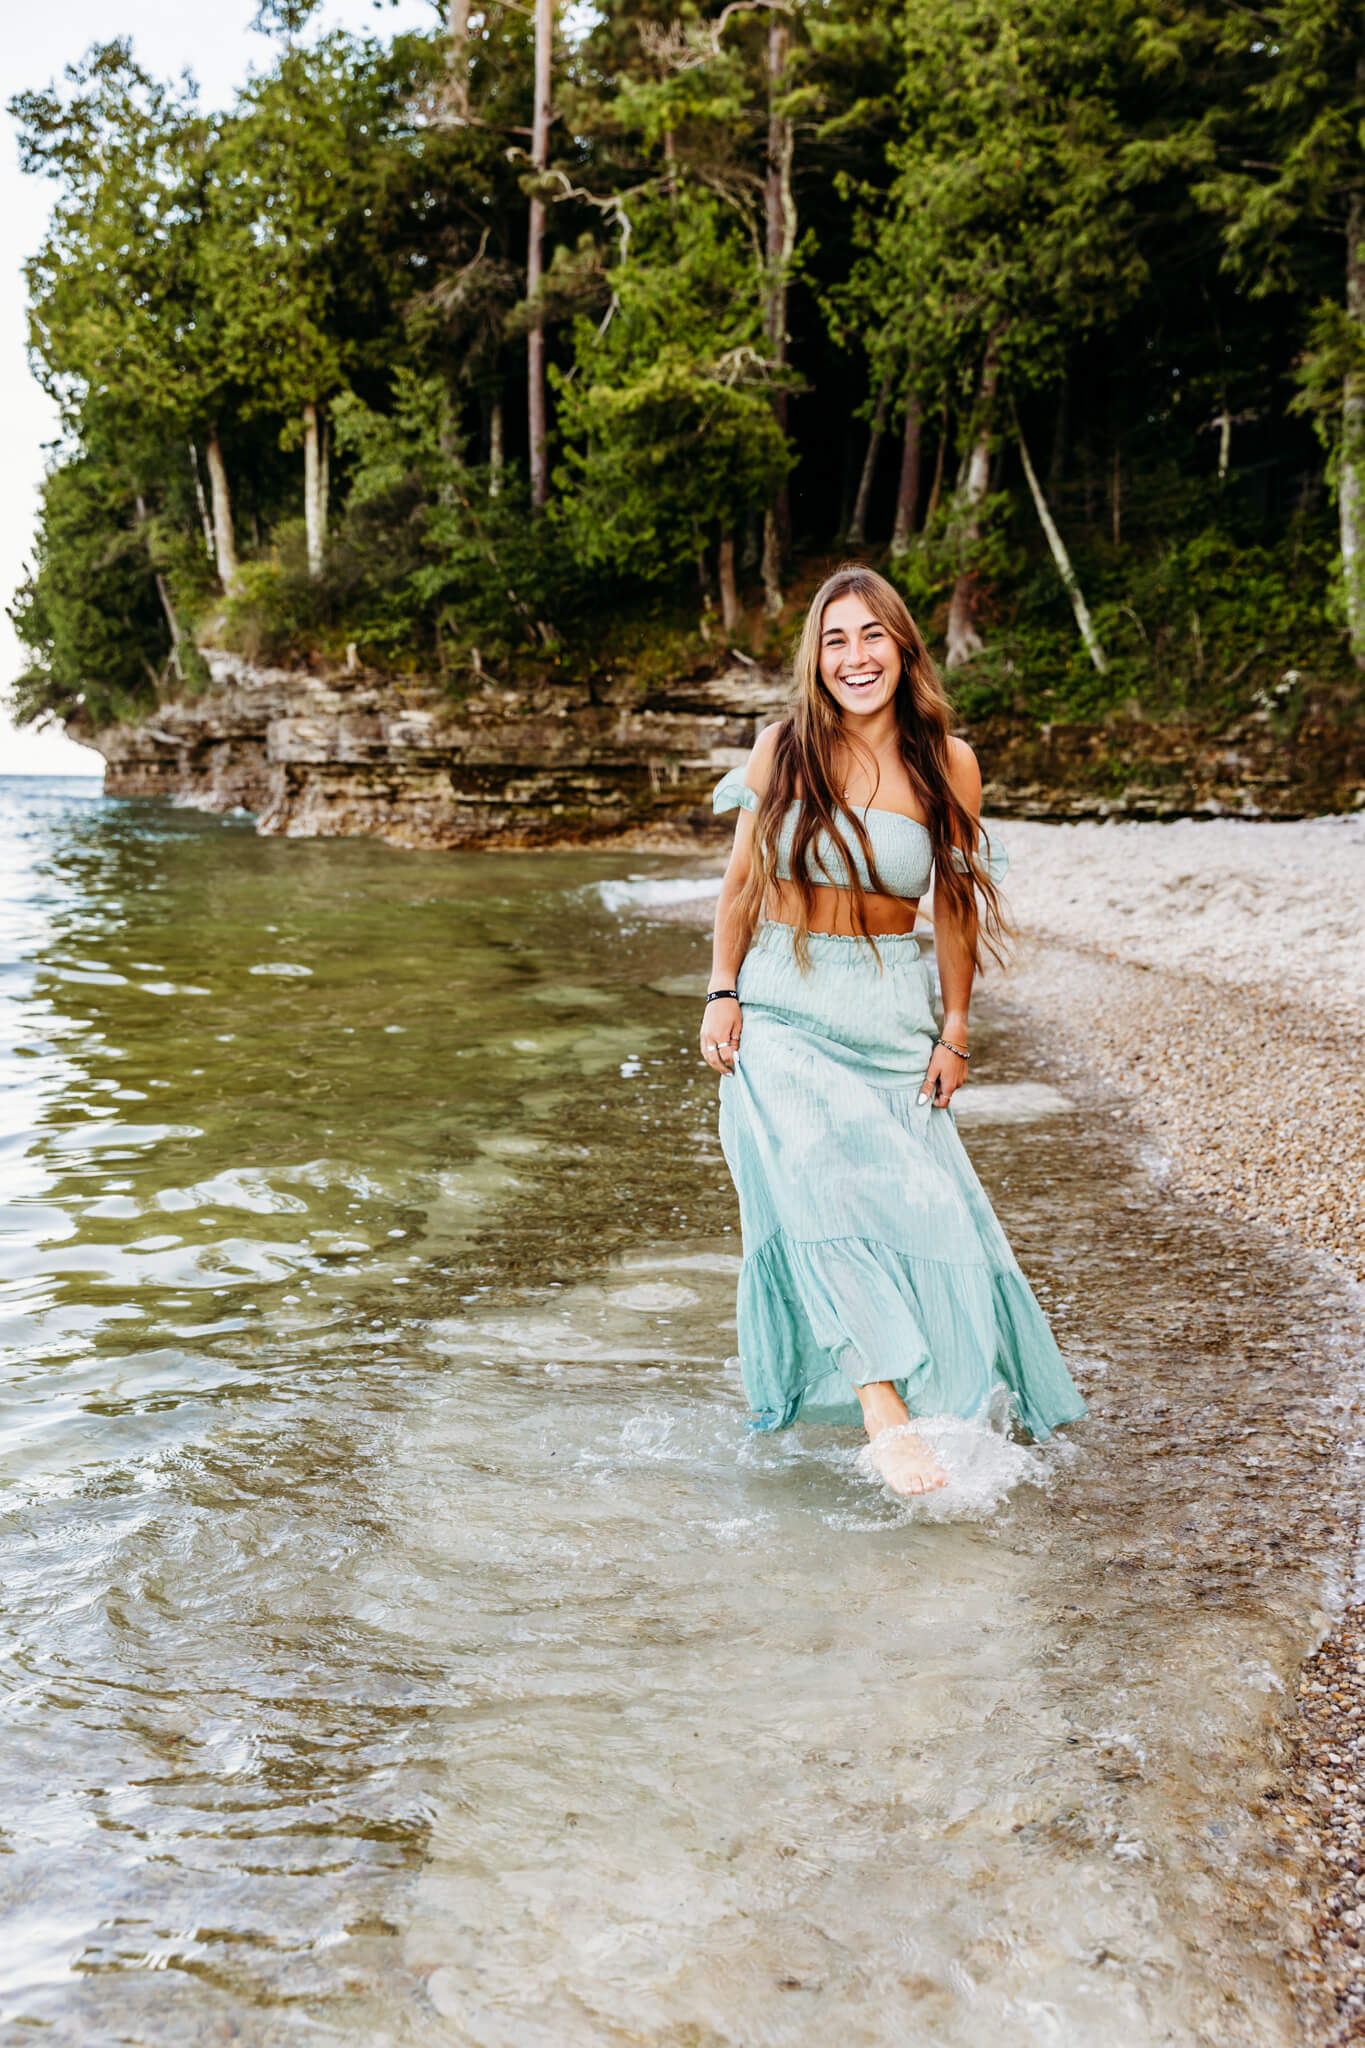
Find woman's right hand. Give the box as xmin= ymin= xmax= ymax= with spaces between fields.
xmin=700 ymin=996 xmax=742 ymax=1075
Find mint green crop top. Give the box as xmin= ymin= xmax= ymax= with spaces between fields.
xmin=712 ymin=766 xmax=1007 ymax=900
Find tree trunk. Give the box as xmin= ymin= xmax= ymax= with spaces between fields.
xmin=763 ymin=19 xmax=794 ymax=570
xmin=156 ymin=574 xmax=183 ymax=681
xmin=137 ymin=492 xmax=182 ymax=681
xmin=890 ymin=391 xmax=923 ymax=553
xmin=448 ymin=0 xmax=471 ymax=121
xmin=527 ymin=0 xmax=554 ymax=511
xmin=320 ymin=411 xmax=331 ymax=544
xmin=1215 ymin=408 xmax=1231 ymax=483
xmin=303 ymin=401 xmax=325 ymax=578
xmin=924 ymin=405 xmax=949 ymax=525
xmin=848 ymin=378 xmax=890 ymax=547
xmin=1018 ymin=426 xmax=1109 ymax=674
xmin=1111 ymin=442 xmax=1121 ymax=544
xmin=741 ymin=510 xmax=761 ymax=571
xmin=1342 ymin=190 xmax=1365 ymax=664
xmin=718 ymin=531 xmax=742 ymax=635
xmin=1049 ymin=373 xmax=1069 ymax=486
xmin=761 ymin=509 xmax=782 ymax=619
xmin=188 ymin=442 xmax=215 ymax=562
xmin=945 ymin=351 xmax=999 ymax=670
xmin=204 ymin=426 xmax=238 ymax=591
xmin=489 ymin=394 xmax=504 ymax=496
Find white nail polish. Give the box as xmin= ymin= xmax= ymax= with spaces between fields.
xmin=916 ymin=1092 xmax=928 ymax=1106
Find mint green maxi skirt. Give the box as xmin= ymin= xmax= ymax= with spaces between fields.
xmin=717 ymin=922 xmax=1087 ymax=1439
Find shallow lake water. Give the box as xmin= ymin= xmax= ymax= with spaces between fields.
xmin=1 ymin=774 xmax=1361 ymax=2046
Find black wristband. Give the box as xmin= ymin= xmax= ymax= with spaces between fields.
xmin=705 ymin=988 xmax=740 ymax=1004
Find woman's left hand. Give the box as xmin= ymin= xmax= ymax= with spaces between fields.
xmin=917 ymin=1042 xmax=968 ymax=1109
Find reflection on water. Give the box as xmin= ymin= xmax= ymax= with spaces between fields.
xmin=0 ymin=775 xmax=1358 ymax=2045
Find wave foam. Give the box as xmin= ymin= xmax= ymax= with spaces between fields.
xmin=596 ymin=876 xmax=721 ymax=915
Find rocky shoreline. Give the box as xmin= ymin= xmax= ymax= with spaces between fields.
xmin=69 ymin=650 xmax=788 ymax=846
xmin=990 ymin=824 xmax=1365 ymax=2045
xmin=996 ymin=815 xmax=1365 ymax=1276
xmin=996 ymin=956 xmax=1365 ymax=2043
xmin=69 ymin=650 xmax=1365 ymax=839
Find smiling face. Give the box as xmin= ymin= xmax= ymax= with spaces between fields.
xmin=817 ymin=591 xmax=903 ymax=720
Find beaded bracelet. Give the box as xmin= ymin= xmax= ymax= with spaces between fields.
xmin=706 ymin=988 xmax=740 ymax=1004
xmin=936 ymin=1035 xmax=970 ymax=1061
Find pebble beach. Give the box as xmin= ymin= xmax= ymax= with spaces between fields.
xmin=996 ymin=814 xmax=1365 ymax=2042
xmin=995 ymin=814 xmax=1365 ymax=1284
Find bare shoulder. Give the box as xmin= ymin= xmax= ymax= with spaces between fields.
xmin=745 ymin=719 xmax=787 ymax=798
xmin=945 ymin=734 xmax=982 ymax=811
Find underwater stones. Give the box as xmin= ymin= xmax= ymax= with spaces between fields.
xmin=1294 ymin=1609 xmax=1365 ymax=2040
xmin=999 ymin=918 xmax=1365 ymax=2046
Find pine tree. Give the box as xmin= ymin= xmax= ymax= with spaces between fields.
xmin=201 ymin=32 xmax=430 ymax=576
xmin=13 ymin=43 xmax=244 ymax=590
xmin=1189 ymin=0 xmax=1365 ymax=662
xmin=876 ymin=0 xmax=1148 ymax=667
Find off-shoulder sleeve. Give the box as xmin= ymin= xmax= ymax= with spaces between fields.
xmin=712 ymin=767 xmax=758 ymax=815
xmin=947 ymin=831 xmax=1009 ymax=884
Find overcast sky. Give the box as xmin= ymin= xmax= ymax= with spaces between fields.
xmin=0 ymin=0 xmax=436 ymax=774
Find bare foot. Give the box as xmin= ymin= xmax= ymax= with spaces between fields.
xmin=864 ymin=1422 xmax=948 ymax=1496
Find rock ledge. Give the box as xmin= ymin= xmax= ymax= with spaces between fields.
xmin=69 ymin=652 xmax=1365 ymax=846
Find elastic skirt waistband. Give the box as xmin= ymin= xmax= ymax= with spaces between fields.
xmin=748 ymin=919 xmax=929 ymax=968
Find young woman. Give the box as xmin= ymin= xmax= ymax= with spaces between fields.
xmin=703 ymin=564 xmax=1086 ymax=1496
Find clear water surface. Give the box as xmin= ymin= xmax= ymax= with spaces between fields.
xmin=0 ymin=774 xmax=1359 ymax=2046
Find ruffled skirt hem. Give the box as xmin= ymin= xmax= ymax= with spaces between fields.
xmin=737 ymin=1228 xmax=1088 ymax=1440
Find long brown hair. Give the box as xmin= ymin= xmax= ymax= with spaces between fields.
xmin=735 ymin=564 xmax=1009 ymax=969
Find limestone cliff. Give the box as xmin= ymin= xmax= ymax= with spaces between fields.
xmin=69 ymin=650 xmax=1365 ymax=844
xmin=73 ymin=650 xmax=787 ymax=848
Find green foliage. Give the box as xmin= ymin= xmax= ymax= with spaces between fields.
xmin=836 ymin=0 xmax=1150 ymax=428
xmin=1105 ymin=525 xmax=1340 ymax=699
xmin=552 ymin=192 xmax=792 ymax=577
xmin=889 ymin=497 xmax=1347 ymax=723
xmin=13 ymin=43 xmax=222 ymax=439
xmin=252 ymin=0 xmax=321 ymax=40
xmin=221 ymin=373 xmax=575 ymax=674
xmin=202 ymin=32 xmax=435 ymax=425
xmin=6 ymin=0 xmax=1365 ymax=737
xmin=331 ymin=371 xmax=450 ymax=510
xmin=1293 ymin=298 xmax=1365 ymax=461
xmin=8 ymin=453 xmax=169 ymax=727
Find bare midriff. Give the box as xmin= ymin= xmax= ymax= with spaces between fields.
xmin=765 ymin=880 xmax=921 ymax=937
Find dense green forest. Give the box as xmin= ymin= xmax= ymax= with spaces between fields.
xmin=7 ymin=0 xmax=1365 ymax=735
